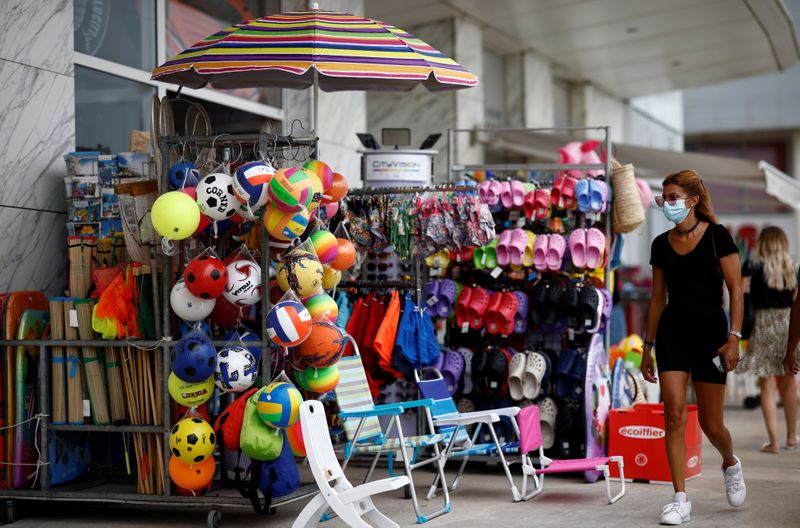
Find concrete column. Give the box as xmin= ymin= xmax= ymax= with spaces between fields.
xmin=453 ymin=17 xmax=485 ymax=170
xmin=522 ymin=52 xmax=554 ymax=128
xmin=791 ymin=131 xmax=800 ymax=257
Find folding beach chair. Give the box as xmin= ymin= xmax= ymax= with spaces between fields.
xmin=293 ymin=400 xmax=409 ymax=528
xmin=334 ymin=344 xmax=451 ymax=524
xmin=518 ymin=404 xmax=625 ymax=504
xmin=414 ymin=368 xmax=525 ymax=502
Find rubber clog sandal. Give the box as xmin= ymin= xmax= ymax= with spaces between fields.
xmin=534 ymin=189 xmax=551 ymax=220
xmin=467 ymin=287 xmax=491 ymax=330
xmin=523 ymin=351 xmax=548 ymax=400
xmin=455 ymin=286 xmax=473 ymax=328
xmin=533 ymin=234 xmax=549 ymax=271
xmin=561 ymin=176 xmax=578 ymax=210
xmin=457 ymin=397 xmax=477 ymax=414
xmin=543 ymin=278 xmax=565 ymax=326
xmin=551 ymin=175 xmax=565 ymax=209
xmin=508 ymin=352 xmax=527 ymax=401
xmin=496 ymin=229 xmax=514 ymax=267
xmin=578 ymin=286 xmax=602 ymax=334
xmin=510 ymin=180 xmax=526 ymax=208
xmin=522 ymin=231 xmax=536 ymax=268
xmin=488 ymin=348 xmax=511 ymax=397
xmin=485 ymin=291 xmax=505 ymax=334
xmin=509 ymin=229 xmax=529 ymax=267
xmin=479 ymin=180 xmax=492 ymax=203
xmin=575 ymin=179 xmax=591 ymax=213
xmin=496 ymin=291 xmax=520 ymax=336
xmin=458 ymin=347 xmax=475 ymax=395
xmin=529 ymin=279 xmax=548 ymax=326
xmin=562 ymin=279 xmax=583 ymax=333
xmin=586 ymin=227 xmax=606 ymax=269
xmin=513 ymin=291 xmax=529 ymax=334
xmin=424 ymin=279 xmax=440 ymax=311
xmin=589 ymin=179 xmax=609 ymax=213
xmin=499 ymin=181 xmax=513 ymax=209
xmin=473 ymin=244 xmax=487 ymax=270
xmin=436 ymin=279 xmax=458 ymax=319
xmin=442 ymin=349 xmax=465 ymax=395
xmin=538 ymin=351 xmax=553 ymax=398
xmin=460 ymin=246 xmax=475 ymax=263
xmin=546 ymin=233 xmax=566 ymax=272
xmin=483 ymin=239 xmax=499 ymax=269
xmin=537 ymin=396 xmax=558 ymax=449
xmin=569 ymin=229 xmax=587 ymax=269
xmin=482 ymin=180 xmax=502 ymax=206
xmin=523 ymin=190 xmax=536 ymax=220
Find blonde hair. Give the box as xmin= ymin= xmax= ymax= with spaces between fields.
xmin=751 ymin=226 xmax=797 ymax=290
xmin=662 ymin=169 xmax=717 ymax=224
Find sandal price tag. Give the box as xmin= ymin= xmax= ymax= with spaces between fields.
xmin=585 ymin=319 xmax=593 ymax=327
xmin=509 ymin=210 xmax=520 ymax=221
xmin=516 ymin=217 xmax=527 ymax=228
xmin=568 ymin=328 xmax=575 ymax=340
xmin=490 ymin=381 xmax=498 ymax=389
xmin=461 ymin=322 xmax=469 ymax=333
xmin=427 ymin=295 xmax=439 ymax=307
xmin=490 ymin=267 xmax=503 ymax=278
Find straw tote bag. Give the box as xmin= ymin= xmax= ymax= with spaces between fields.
xmin=610 ymin=160 xmax=645 ymax=233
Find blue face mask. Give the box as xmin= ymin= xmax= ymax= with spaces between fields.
xmin=663 ymin=199 xmax=691 ymax=224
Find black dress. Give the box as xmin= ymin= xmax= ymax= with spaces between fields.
xmin=649 ymin=223 xmax=739 ymax=384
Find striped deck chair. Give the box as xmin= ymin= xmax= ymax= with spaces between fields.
xmin=414 ymin=368 xmax=525 ymax=502
xmin=334 ymin=342 xmax=451 ymax=524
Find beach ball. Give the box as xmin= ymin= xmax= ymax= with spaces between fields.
xmin=322 ymin=266 xmax=342 ymax=290
xmin=330 ymin=239 xmax=356 ymax=271
xmin=233 ymin=161 xmax=274 ymax=209
xmin=296 ymin=317 xmax=346 ymax=368
xmin=197 ymin=173 xmax=238 ymax=221
xmin=169 ymin=417 xmax=216 ymax=464
xmin=214 ymin=346 xmax=257 ymax=392
xmin=304 ymin=160 xmax=334 ymax=193
xmin=263 ymin=203 xmax=309 ymax=241
xmin=171 ymin=329 xmax=216 ymax=383
xmin=327 ymin=172 xmax=349 ymax=202
xmin=168 ymin=161 xmax=199 ymax=189
xmin=171 ymin=279 xmax=216 ymax=322
xmin=268 ymin=167 xmax=313 ymax=213
xmin=185 ymin=254 xmax=227 ymax=299
xmin=223 ymin=259 xmax=262 ymax=306
xmin=256 ymin=382 xmax=302 ymax=429
xmin=304 ymin=293 xmax=338 ymax=321
xmin=168 ymin=373 xmax=215 ymax=407
xmin=267 ymin=300 xmax=312 ymax=347
xmin=285 ymin=420 xmax=306 ymax=457
xmin=309 ymin=230 xmax=339 ymax=265
xmin=276 ymin=251 xmax=324 ymax=298
xmin=301 ymin=365 xmax=340 ymax=393
xmin=169 ymin=455 xmax=215 ymax=490
xmin=317 ymin=200 xmax=339 ymax=222
xmin=152 ymin=191 xmax=201 ymax=241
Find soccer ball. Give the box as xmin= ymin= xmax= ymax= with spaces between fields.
xmin=169 ymin=417 xmax=216 ymax=464
xmin=185 ymin=254 xmax=227 ymax=299
xmin=197 ymin=173 xmax=237 ymax=221
xmin=170 ymin=279 xmax=216 ymax=322
xmin=213 ymin=346 xmax=257 ymax=392
xmin=170 ymin=329 xmax=216 ymax=383
xmin=168 ymin=161 xmax=200 ymax=189
xmin=223 ymin=259 xmax=262 ymax=306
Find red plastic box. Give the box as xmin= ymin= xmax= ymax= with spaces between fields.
xmin=608 ymin=403 xmax=702 ymax=483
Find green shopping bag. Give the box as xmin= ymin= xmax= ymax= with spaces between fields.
xmin=239 ymin=388 xmax=283 ymax=461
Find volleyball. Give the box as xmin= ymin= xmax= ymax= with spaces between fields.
xmin=266 ymin=300 xmax=313 ymax=347
xmin=268 ymin=167 xmax=313 ymax=213
xmin=263 ymin=203 xmax=309 ymax=241
xmin=256 ymin=381 xmax=302 ymax=429
xmin=233 ymin=161 xmax=274 ymax=208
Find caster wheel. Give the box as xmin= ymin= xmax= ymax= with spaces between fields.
xmin=207 ymin=509 xmax=221 ymax=528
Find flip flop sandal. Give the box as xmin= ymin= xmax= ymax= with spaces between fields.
xmin=499 ymin=181 xmax=513 ymax=209
xmin=590 ymin=179 xmax=609 ymax=213
xmin=467 ymin=287 xmax=491 ymax=330
xmin=562 ymin=279 xmax=583 ymax=333
xmin=441 ymin=349 xmax=465 ymax=395
xmin=551 ymin=175 xmax=565 ymax=209
xmin=523 ymin=351 xmax=548 ymax=400
xmin=486 ymin=291 xmax=505 ymax=334
xmin=538 ymin=397 xmax=558 ymax=450
xmin=569 ymin=229 xmax=587 ymax=269
xmin=455 ymin=286 xmax=473 ymax=328
xmin=424 ymin=279 xmax=440 ymax=310
xmin=533 ymin=233 xmax=549 ymax=271
xmin=522 ymin=231 xmax=536 ymax=267
xmin=510 ymin=180 xmax=526 ymax=208
xmin=534 ymin=189 xmax=551 ymax=220
xmin=523 ymin=190 xmax=536 ymax=220
xmin=543 ymin=278 xmax=566 ymax=326
xmin=575 ymin=179 xmax=591 ymax=213
xmin=508 ymin=352 xmax=527 ymax=401
xmin=561 ymin=176 xmax=578 ymax=210
xmin=496 ymin=229 xmax=514 ymax=267
xmin=509 ymin=229 xmax=529 ymax=267
xmin=586 ymin=227 xmax=606 ymax=269
xmin=436 ymin=279 xmax=458 ymax=319
xmin=513 ymin=291 xmax=529 ymax=334
xmin=546 ymin=234 xmax=566 ymax=272
xmin=529 ymin=279 xmax=548 ymax=326
xmin=496 ymin=292 xmax=520 ymax=336
xmin=458 ymin=347 xmax=475 ymax=395
xmin=760 ymin=443 xmax=779 ymax=454
xmin=457 ymin=397 xmax=477 ymax=414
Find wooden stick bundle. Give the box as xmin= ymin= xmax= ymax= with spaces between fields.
xmin=49 ymin=299 xmax=66 ymax=424
xmin=62 ymin=300 xmax=83 ymax=424
xmin=105 ymin=347 xmax=127 ymax=423
xmin=74 ymin=300 xmax=110 ymax=425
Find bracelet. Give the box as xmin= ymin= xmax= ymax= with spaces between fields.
xmin=729 ymin=330 xmax=742 ymax=340
xmin=643 ymin=341 xmax=655 ymax=348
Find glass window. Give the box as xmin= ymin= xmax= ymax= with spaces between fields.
xmin=75 ymin=66 xmax=157 ymax=153
xmin=167 ymin=0 xmax=281 ymax=107
xmin=74 ymin=0 xmax=157 ymax=70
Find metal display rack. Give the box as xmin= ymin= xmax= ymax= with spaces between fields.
xmin=0 ymin=132 xmax=321 ymax=527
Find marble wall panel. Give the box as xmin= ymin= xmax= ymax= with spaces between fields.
xmin=0 ymin=0 xmax=73 ymax=75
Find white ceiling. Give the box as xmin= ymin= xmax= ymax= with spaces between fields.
xmin=366 ymin=0 xmax=800 ymax=98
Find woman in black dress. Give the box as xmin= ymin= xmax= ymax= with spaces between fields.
xmin=642 ymin=169 xmax=745 ymax=525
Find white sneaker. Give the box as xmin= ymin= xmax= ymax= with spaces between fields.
xmin=660 ymin=501 xmax=691 ymax=525
xmin=723 ymin=455 xmax=746 ymax=507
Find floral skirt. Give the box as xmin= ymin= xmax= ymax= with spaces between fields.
xmin=738 ymin=308 xmax=792 ymax=377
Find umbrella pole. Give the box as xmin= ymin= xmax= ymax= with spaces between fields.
xmin=312 ymin=69 xmax=319 ymax=150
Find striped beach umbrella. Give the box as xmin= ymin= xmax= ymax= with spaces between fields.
xmin=151 ymin=7 xmax=478 ymax=92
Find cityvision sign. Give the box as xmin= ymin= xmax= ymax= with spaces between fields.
xmin=364 ymin=153 xmax=432 ymax=184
